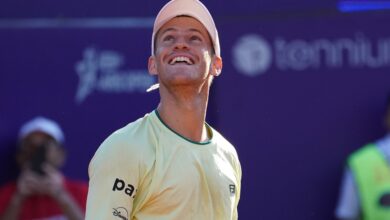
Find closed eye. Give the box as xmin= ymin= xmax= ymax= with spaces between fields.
xmin=190 ymin=35 xmax=202 ymax=42
xmin=163 ymin=35 xmax=174 ymax=42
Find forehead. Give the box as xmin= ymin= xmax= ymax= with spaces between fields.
xmin=21 ymin=131 xmax=56 ymax=147
xmin=157 ymin=16 xmax=209 ymax=37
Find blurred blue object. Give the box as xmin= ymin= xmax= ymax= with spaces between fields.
xmin=338 ymin=1 xmax=390 ymax=12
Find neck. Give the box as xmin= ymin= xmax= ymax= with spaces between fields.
xmin=157 ymin=82 xmax=210 ymax=143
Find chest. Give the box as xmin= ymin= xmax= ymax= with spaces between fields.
xmin=146 ymin=144 xmax=238 ymax=214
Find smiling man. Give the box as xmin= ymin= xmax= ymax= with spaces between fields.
xmin=85 ymin=0 xmax=241 ymax=219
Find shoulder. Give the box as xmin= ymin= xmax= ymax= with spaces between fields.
xmin=348 ymin=143 xmax=377 ymax=160
xmin=210 ymin=128 xmax=242 ymax=184
xmin=63 ymin=178 xmax=88 ymax=209
xmin=347 ymin=143 xmax=382 ymax=171
xmin=211 ymin=128 xmax=241 ymax=168
xmin=63 ymin=178 xmax=88 ymax=195
xmin=0 ymin=181 xmax=17 ymax=194
xmin=88 ymin=113 xmax=157 ymax=175
xmin=64 ymin=178 xmax=88 ymax=192
xmin=0 ymin=181 xmax=17 ymax=208
xmin=212 ymin=128 xmax=238 ymax=157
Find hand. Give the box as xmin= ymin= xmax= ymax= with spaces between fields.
xmin=16 ymin=169 xmax=44 ymax=198
xmin=40 ymin=163 xmax=66 ymax=199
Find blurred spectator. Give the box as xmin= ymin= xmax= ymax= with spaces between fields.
xmin=0 ymin=117 xmax=87 ymax=220
xmin=336 ymin=94 xmax=390 ymax=220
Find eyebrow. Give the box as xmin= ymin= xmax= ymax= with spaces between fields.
xmin=159 ymin=27 xmax=204 ymax=37
xmin=188 ymin=28 xmax=203 ymax=35
xmin=159 ymin=27 xmax=176 ymax=37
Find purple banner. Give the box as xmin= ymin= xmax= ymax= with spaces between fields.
xmin=216 ymin=12 xmax=390 ymax=219
xmin=1 ymin=11 xmax=390 ymax=220
xmin=0 ymin=26 xmax=159 ymax=182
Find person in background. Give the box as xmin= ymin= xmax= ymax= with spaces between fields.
xmin=0 ymin=117 xmax=88 ymax=220
xmin=336 ymin=93 xmax=390 ymax=220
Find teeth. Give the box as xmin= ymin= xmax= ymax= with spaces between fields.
xmin=169 ymin=56 xmax=193 ymax=65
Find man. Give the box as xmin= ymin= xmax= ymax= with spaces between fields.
xmin=335 ymin=94 xmax=390 ymax=220
xmin=0 ymin=117 xmax=88 ymax=220
xmin=85 ymin=0 xmax=242 ymax=219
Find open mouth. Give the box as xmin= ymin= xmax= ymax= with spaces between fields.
xmin=169 ymin=56 xmax=194 ymax=65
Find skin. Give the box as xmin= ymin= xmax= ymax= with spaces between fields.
xmin=0 ymin=132 xmax=84 ymax=220
xmin=148 ymin=16 xmax=222 ymax=142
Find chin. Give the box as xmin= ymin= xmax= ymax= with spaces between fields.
xmin=162 ymin=76 xmax=202 ymax=88
xmin=169 ymin=78 xmax=197 ymax=86
xmin=160 ymin=67 xmax=209 ymax=87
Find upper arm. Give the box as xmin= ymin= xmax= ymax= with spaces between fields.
xmin=335 ymin=168 xmax=360 ymax=220
xmin=85 ymin=135 xmax=141 ymax=220
xmin=234 ymin=157 xmax=242 ymax=220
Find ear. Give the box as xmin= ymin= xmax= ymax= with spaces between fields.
xmin=148 ymin=56 xmax=158 ymax=76
xmin=211 ymin=56 xmax=223 ymax=77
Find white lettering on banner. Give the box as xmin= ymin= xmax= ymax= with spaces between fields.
xmin=75 ymin=47 xmax=155 ymax=103
xmin=233 ymin=33 xmax=390 ymax=76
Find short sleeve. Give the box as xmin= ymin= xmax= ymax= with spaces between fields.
xmin=85 ymin=133 xmax=141 ymax=220
xmin=335 ymin=167 xmax=360 ymax=219
xmin=232 ymin=151 xmax=242 ymax=220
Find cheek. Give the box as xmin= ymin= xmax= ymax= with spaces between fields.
xmin=19 ymin=152 xmax=33 ymax=165
xmin=154 ymin=51 xmax=167 ymax=66
xmin=202 ymin=51 xmax=212 ymax=68
xmin=46 ymin=148 xmax=61 ymax=163
xmin=19 ymin=146 xmax=38 ymax=162
xmin=155 ymin=43 xmax=170 ymax=56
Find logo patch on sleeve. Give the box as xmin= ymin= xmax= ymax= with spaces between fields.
xmin=112 ymin=207 xmax=128 ymax=220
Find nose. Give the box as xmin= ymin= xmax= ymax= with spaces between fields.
xmin=174 ymin=37 xmax=189 ymax=51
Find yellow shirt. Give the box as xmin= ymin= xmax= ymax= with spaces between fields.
xmin=86 ymin=111 xmax=241 ymax=220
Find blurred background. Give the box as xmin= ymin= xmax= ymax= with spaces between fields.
xmin=1 ymin=0 xmax=390 ymax=219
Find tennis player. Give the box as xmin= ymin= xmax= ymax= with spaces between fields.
xmin=85 ymin=0 xmax=241 ymax=219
